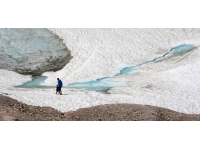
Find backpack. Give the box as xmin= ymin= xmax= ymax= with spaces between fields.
xmin=58 ymin=80 xmax=63 ymax=87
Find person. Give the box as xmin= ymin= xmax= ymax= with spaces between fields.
xmin=56 ymin=78 xmax=63 ymax=95
xmin=56 ymin=84 xmax=60 ymax=94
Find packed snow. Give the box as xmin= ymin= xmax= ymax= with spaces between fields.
xmin=1 ymin=28 xmax=200 ymax=114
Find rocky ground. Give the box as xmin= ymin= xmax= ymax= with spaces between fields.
xmin=1 ymin=94 xmax=200 ymax=121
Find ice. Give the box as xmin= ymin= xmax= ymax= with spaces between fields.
xmin=67 ymin=77 xmax=126 ymax=92
xmin=17 ymin=76 xmax=51 ymax=88
xmin=1 ymin=28 xmax=200 ymax=114
xmin=18 ymin=43 xmax=196 ymax=91
xmin=0 ymin=28 xmax=71 ymax=76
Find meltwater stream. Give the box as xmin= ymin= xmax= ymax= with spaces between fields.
xmin=117 ymin=44 xmax=196 ymax=75
xmin=18 ymin=44 xmax=197 ymax=92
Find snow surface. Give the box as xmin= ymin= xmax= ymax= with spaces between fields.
xmin=1 ymin=28 xmax=200 ymax=114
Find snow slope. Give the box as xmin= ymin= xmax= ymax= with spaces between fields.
xmin=1 ymin=28 xmax=200 ymax=114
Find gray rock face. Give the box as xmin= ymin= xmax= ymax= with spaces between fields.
xmin=0 ymin=28 xmax=72 ymax=76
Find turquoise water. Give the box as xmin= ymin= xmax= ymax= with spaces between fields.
xmin=116 ymin=65 xmax=139 ymax=75
xmin=117 ymin=44 xmax=196 ymax=76
xmin=67 ymin=77 xmax=126 ymax=91
xmin=17 ymin=76 xmax=126 ymax=92
xmin=167 ymin=44 xmax=196 ymax=55
xmin=17 ymin=76 xmax=53 ymax=88
xmin=18 ymin=44 xmax=197 ymax=91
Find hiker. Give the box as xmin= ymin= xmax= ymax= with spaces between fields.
xmin=56 ymin=78 xmax=63 ymax=95
xmin=56 ymin=84 xmax=60 ymax=94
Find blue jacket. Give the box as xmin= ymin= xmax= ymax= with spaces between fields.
xmin=58 ymin=80 xmax=63 ymax=87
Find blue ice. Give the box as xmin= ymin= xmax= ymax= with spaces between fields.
xmin=168 ymin=44 xmax=196 ymax=55
xmin=17 ymin=76 xmax=53 ymax=88
xmin=18 ymin=44 xmax=197 ymax=92
xmin=67 ymin=77 xmax=126 ymax=91
xmin=117 ymin=44 xmax=196 ymax=76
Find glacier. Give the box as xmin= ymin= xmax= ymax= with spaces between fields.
xmin=1 ymin=28 xmax=200 ymax=114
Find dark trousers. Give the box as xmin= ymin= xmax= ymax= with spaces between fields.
xmin=56 ymin=87 xmax=61 ymax=93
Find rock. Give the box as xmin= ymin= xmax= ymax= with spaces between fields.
xmin=0 ymin=114 xmax=16 ymax=121
xmin=1 ymin=95 xmax=200 ymax=121
xmin=64 ymin=111 xmax=73 ymax=118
